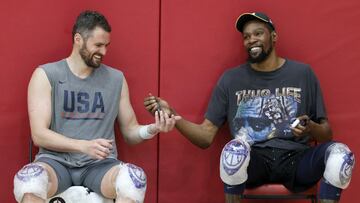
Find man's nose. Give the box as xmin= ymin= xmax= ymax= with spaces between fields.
xmin=99 ymin=47 xmax=107 ymax=55
xmin=248 ymin=35 xmax=258 ymax=43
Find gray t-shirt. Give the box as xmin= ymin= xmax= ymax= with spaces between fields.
xmin=35 ymin=59 xmax=123 ymax=167
xmin=205 ymin=59 xmax=327 ymax=150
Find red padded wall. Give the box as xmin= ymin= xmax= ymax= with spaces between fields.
xmin=159 ymin=0 xmax=360 ymax=202
xmin=0 ymin=1 xmax=160 ymax=203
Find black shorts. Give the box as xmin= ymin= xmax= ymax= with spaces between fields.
xmin=224 ymin=146 xmax=309 ymax=194
xmin=36 ymin=157 xmax=120 ymax=195
xmin=246 ymin=147 xmax=308 ymax=191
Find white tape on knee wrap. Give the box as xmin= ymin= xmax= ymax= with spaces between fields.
xmin=115 ymin=163 xmax=147 ymax=203
xmin=220 ymin=138 xmax=250 ymax=185
xmin=324 ymin=143 xmax=355 ymax=189
xmin=14 ymin=163 xmax=48 ymax=202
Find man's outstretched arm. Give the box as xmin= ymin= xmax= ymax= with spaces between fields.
xmin=117 ymin=79 xmax=180 ymax=145
xmin=144 ymin=95 xmax=219 ymax=149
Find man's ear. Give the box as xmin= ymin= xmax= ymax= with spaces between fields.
xmin=74 ymin=33 xmax=82 ymax=45
xmin=271 ymin=31 xmax=277 ymax=42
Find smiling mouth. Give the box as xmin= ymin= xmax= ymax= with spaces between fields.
xmin=249 ymin=47 xmax=261 ymax=54
xmin=93 ymin=54 xmax=102 ymax=62
xmin=248 ymin=47 xmax=262 ymax=57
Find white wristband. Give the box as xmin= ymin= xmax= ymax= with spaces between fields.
xmin=139 ymin=125 xmax=156 ymax=140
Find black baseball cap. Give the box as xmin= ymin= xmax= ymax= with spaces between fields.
xmin=235 ymin=12 xmax=275 ymax=33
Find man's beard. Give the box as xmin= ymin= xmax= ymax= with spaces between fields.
xmin=247 ymin=42 xmax=273 ymax=64
xmin=79 ymin=43 xmax=102 ymax=68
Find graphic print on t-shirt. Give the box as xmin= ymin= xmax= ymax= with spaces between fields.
xmin=61 ymin=90 xmax=105 ymax=120
xmin=232 ymin=87 xmax=301 ymax=144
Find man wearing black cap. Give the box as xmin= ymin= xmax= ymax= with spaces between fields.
xmin=144 ymin=12 xmax=354 ymax=203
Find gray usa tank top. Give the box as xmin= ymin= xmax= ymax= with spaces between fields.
xmin=35 ymin=59 xmax=123 ymax=167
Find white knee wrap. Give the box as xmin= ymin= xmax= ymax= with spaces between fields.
xmin=324 ymin=143 xmax=355 ymax=189
xmin=220 ymin=138 xmax=250 ymax=185
xmin=14 ymin=163 xmax=49 ymax=202
xmin=115 ymin=163 xmax=147 ymax=203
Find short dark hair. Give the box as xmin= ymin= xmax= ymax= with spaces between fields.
xmin=72 ymin=10 xmax=111 ymax=42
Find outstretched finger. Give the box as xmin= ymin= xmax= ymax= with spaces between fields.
xmin=149 ymin=102 xmax=158 ymax=112
xmin=144 ymin=97 xmax=156 ymax=105
xmin=144 ymin=99 xmax=156 ymax=108
xmin=159 ymin=110 xmax=166 ymax=127
xmin=173 ymin=115 xmax=182 ymax=120
xmin=144 ymin=103 xmax=158 ymax=115
xmin=154 ymin=110 xmax=160 ymax=125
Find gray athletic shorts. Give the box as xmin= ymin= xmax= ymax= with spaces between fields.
xmin=36 ymin=157 xmax=120 ymax=195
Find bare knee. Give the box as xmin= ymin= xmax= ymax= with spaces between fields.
xmin=101 ymin=165 xmax=120 ymax=198
xmin=22 ymin=193 xmax=45 ymax=203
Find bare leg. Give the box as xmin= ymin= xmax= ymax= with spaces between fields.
xmin=21 ymin=193 xmax=45 ymax=203
xmin=100 ymin=165 xmax=136 ymax=203
xmin=225 ymin=193 xmax=241 ymax=203
xmin=115 ymin=196 xmax=136 ymax=203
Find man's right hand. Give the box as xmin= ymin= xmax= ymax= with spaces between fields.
xmin=144 ymin=93 xmax=173 ymax=116
xmin=80 ymin=138 xmax=113 ymax=160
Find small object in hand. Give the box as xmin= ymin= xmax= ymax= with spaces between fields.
xmin=291 ymin=119 xmax=300 ymax=128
